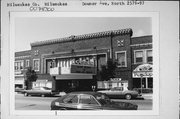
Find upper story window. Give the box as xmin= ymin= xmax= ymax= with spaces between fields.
xmin=14 ymin=60 xmax=24 ymax=71
xmin=134 ymin=49 xmax=152 ymax=64
xmin=115 ymin=51 xmax=127 ymax=67
xmin=147 ymin=50 xmax=153 ymax=63
xmin=26 ymin=60 xmax=30 ymax=67
xmin=33 ymin=59 xmax=40 ymax=71
xmin=134 ymin=50 xmax=143 ymax=64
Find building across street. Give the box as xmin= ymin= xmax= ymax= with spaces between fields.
xmin=14 ymin=28 xmax=153 ymax=93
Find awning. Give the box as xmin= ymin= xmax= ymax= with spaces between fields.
xmin=55 ymin=73 xmax=93 ymax=80
xmin=133 ymin=64 xmax=153 ymax=78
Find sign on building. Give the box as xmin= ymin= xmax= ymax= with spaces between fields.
xmin=133 ymin=64 xmax=153 ymax=78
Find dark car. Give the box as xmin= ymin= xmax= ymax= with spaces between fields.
xmin=23 ymin=87 xmax=59 ymax=97
xmin=98 ymin=87 xmax=140 ymax=100
xmin=51 ymin=92 xmax=138 ymax=110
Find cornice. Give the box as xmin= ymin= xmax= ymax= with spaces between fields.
xmin=31 ymin=28 xmax=133 ymax=47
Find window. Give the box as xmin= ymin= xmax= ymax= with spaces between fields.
xmin=134 ymin=50 xmax=143 ymax=64
xmin=65 ymin=60 xmax=67 ymax=67
xmin=116 ymin=51 xmax=127 ymax=67
xmin=63 ymin=95 xmax=78 ymax=104
xmin=33 ymin=59 xmax=40 ymax=71
xmin=134 ymin=49 xmax=153 ymax=64
xmin=14 ymin=61 xmax=24 ymax=71
xmin=79 ymin=95 xmax=99 ymax=105
xmin=62 ymin=60 xmax=64 ymax=67
xmin=147 ymin=50 xmax=152 ymax=63
xmin=26 ymin=60 xmax=30 ymax=67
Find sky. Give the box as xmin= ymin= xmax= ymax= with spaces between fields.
xmin=15 ymin=17 xmax=151 ymax=52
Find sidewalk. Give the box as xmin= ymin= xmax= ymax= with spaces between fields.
xmin=141 ymin=93 xmax=153 ymax=100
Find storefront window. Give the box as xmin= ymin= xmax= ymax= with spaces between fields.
xmin=134 ymin=50 xmax=143 ymax=64
xmin=116 ymin=51 xmax=127 ymax=67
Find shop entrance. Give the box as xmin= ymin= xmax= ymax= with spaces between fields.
xmin=133 ymin=77 xmax=153 ymax=89
xmin=55 ymin=79 xmax=95 ymax=93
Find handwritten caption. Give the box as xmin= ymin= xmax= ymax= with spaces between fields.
xmin=6 ymin=0 xmax=145 ymax=12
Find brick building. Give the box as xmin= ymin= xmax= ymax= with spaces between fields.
xmin=15 ymin=28 xmax=153 ymax=92
xmin=15 ymin=50 xmax=31 ymax=89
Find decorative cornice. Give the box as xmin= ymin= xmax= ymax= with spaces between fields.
xmin=15 ymin=55 xmax=31 ymax=59
xmin=130 ymin=43 xmax=152 ymax=47
xmin=31 ymin=28 xmax=133 ymax=47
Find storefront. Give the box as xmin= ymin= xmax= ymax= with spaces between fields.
xmin=132 ymin=64 xmax=153 ymax=89
xmin=32 ymin=79 xmax=52 ymax=89
xmin=97 ymin=78 xmax=128 ymax=90
xmin=15 ymin=76 xmax=25 ymax=89
xmin=55 ymin=74 xmax=96 ymax=92
xmin=50 ymin=58 xmax=97 ymax=92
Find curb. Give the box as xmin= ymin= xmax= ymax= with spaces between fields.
xmin=142 ymin=94 xmax=153 ymax=100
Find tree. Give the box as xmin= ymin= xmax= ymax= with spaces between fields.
xmin=99 ymin=58 xmax=117 ymax=81
xmin=25 ymin=67 xmax=38 ymax=89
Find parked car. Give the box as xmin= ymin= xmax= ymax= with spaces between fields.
xmin=23 ymin=87 xmax=59 ymax=97
xmin=51 ymin=92 xmax=138 ymax=110
xmin=15 ymin=87 xmax=25 ymax=93
xmin=98 ymin=87 xmax=140 ymax=100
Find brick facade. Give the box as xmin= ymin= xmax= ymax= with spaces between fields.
xmin=15 ymin=50 xmax=31 ymax=89
xmin=15 ymin=29 xmax=152 ymax=91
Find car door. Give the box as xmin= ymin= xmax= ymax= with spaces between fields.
xmin=78 ymin=94 xmax=102 ymax=110
xmin=109 ymin=87 xmax=124 ymax=98
xmin=31 ymin=88 xmax=40 ymax=95
xmin=116 ymin=87 xmax=124 ymax=98
xmin=60 ymin=94 xmax=79 ymax=110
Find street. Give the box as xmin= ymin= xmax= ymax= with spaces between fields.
xmin=15 ymin=93 xmax=152 ymax=110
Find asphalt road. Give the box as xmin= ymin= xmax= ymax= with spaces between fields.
xmin=15 ymin=93 xmax=152 ymax=110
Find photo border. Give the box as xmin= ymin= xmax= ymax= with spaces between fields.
xmin=9 ymin=12 xmax=159 ymax=116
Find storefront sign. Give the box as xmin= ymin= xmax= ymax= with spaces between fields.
xmin=50 ymin=67 xmax=61 ymax=75
xmin=71 ymin=64 xmax=95 ymax=74
xmin=72 ymin=56 xmax=94 ymax=66
xmin=133 ymin=71 xmax=153 ymax=78
xmin=110 ymin=78 xmax=121 ymax=81
xmin=133 ymin=64 xmax=153 ymax=78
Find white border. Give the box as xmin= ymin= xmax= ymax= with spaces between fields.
xmin=9 ymin=12 xmax=159 ymax=116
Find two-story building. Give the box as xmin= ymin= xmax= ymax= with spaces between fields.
xmin=131 ymin=36 xmax=153 ymax=89
xmin=15 ymin=50 xmax=31 ymax=89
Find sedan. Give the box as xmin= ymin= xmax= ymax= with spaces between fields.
xmin=51 ymin=92 xmax=138 ymax=110
xmin=23 ymin=87 xmax=59 ymax=97
xmin=98 ymin=87 xmax=140 ymax=100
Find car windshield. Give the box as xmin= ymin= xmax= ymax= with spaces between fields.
xmin=95 ymin=94 xmax=111 ymax=105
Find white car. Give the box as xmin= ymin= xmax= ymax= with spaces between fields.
xmin=98 ymin=87 xmax=140 ymax=100
xmin=23 ymin=87 xmax=59 ymax=97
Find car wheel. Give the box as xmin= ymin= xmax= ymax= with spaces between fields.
xmin=125 ymin=94 xmax=132 ymax=100
xmin=24 ymin=93 xmax=28 ymax=97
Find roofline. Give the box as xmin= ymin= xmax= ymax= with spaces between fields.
xmin=131 ymin=35 xmax=152 ymax=39
xmin=31 ymin=28 xmax=133 ymax=47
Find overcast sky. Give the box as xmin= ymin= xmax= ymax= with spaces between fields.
xmin=15 ymin=17 xmax=151 ymax=52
